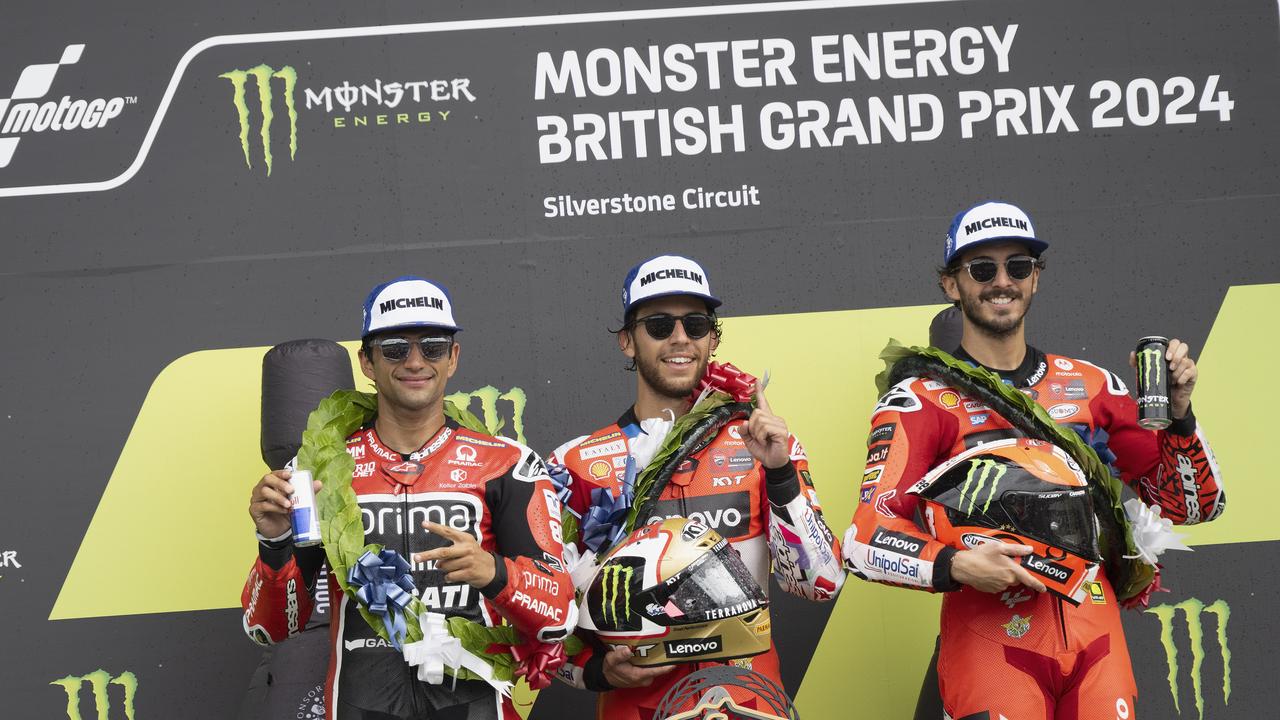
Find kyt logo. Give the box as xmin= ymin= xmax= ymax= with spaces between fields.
xmin=0 ymin=45 xmax=134 ymax=168
xmin=49 ymin=669 xmax=137 ymax=720
xmin=1138 ymin=345 xmax=1164 ymax=389
xmin=1145 ymin=598 xmax=1231 ymax=720
xmin=446 ymin=386 xmax=528 ymax=444
xmin=219 ymin=64 xmax=298 ymax=175
xmin=959 ymin=458 xmax=1006 ymax=515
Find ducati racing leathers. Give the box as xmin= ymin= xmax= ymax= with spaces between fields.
xmin=845 ymin=347 xmax=1224 ymax=720
xmin=241 ymin=421 xmax=577 ymax=720
xmin=551 ymin=407 xmax=846 ymax=720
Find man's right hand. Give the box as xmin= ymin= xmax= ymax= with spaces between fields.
xmin=248 ymin=469 xmax=319 ymax=539
xmin=950 ymin=541 xmax=1048 ymax=594
xmin=601 ymin=646 xmax=674 ymax=689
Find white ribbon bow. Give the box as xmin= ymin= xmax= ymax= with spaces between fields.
xmin=402 ymin=611 xmax=512 ymax=697
xmin=630 ymin=409 xmax=675 ymax=472
xmin=562 ymin=543 xmax=599 ymax=592
xmin=1122 ymin=498 xmax=1193 ymax=566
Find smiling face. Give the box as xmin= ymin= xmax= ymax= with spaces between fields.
xmin=359 ymin=330 xmax=460 ymax=415
xmin=620 ymin=295 xmax=720 ymax=401
xmin=940 ymin=241 xmax=1040 ymax=339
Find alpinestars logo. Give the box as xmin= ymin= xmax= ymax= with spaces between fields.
xmin=1146 ymin=598 xmax=1231 ymax=720
xmin=598 ymin=562 xmax=636 ymax=630
xmin=0 ymin=45 xmax=134 ymax=168
xmin=1138 ymin=346 xmax=1164 ymax=390
xmin=219 ymin=65 xmax=298 ymax=175
xmin=959 ymin=458 xmax=1006 ymax=515
xmin=50 ymin=669 xmax=138 ymax=720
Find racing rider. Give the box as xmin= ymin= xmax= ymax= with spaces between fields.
xmin=845 ymin=202 xmax=1225 ymax=719
xmin=242 ymin=276 xmax=576 ymax=720
xmin=550 ymin=255 xmax=845 ymax=719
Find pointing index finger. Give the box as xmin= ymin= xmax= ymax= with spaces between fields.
xmin=754 ymin=381 xmax=773 ymax=414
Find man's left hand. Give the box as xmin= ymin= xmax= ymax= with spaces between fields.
xmin=742 ymin=382 xmax=791 ymax=469
xmin=1129 ymin=337 xmax=1197 ymax=420
xmin=413 ymin=522 xmax=497 ymax=588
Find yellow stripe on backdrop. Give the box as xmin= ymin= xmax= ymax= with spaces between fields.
xmin=47 ymin=287 xmax=1275 ymax=714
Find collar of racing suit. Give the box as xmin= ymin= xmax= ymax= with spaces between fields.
xmin=363 ymin=417 xmax=460 ymax=462
xmin=953 ymin=344 xmax=1048 ymax=388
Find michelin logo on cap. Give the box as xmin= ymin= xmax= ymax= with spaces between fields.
xmin=944 ymin=201 xmax=1048 ymax=265
xmin=362 ymin=276 xmax=461 ymax=336
xmin=622 ymin=255 xmax=722 ymax=314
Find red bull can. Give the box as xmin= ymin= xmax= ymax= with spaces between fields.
xmin=1134 ymin=336 xmax=1171 ymax=430
xmin=289 ymin=469 xmax=323 ymax=547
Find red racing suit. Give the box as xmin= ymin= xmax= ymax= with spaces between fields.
xmin=845 ymin=346 xmax=1224 ymax=720
xmin=551 ymin=407 xmax=845 ymax=720
xmin=241 ymin=420 xmax=577 ymax=720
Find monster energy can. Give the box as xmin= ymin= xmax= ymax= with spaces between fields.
xmin=1135 ymin=336 xmax=1171 ymax=430
xmin=289 ymin=469 xmax=323 ymax=547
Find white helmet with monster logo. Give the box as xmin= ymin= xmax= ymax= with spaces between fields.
xmin=578 ymin=518 xmax=771 ymax=667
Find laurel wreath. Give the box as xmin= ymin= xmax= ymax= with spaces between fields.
xmin=876 ymin=340 xmax=1154 ymax=603
xmin=297 ymin=388 xmax=580 ymax=682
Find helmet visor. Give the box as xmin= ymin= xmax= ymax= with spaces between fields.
xmin=646 ymin=541 xmax=767 ymax=626
xmin=1000 ymin=489 xmax=1101 ymax=562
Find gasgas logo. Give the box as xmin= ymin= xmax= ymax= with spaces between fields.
xmin=0 ymin=45 xmax=136 ymax=168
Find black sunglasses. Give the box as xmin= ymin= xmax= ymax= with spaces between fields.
xmin=374 ymin=336 xmax=454 ymax=362
xmin=954 ymin=256 xmax=1041 ymax=283
xmin=632 ymin=313 xmax=715 ymax=340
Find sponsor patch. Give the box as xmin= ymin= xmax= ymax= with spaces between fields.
xmin=1047 ymin=403 xmax=1079 ymax=420
xmin=970 ymin=414 xmax=989 ymax=426
xmin=1084 ymin=581 xmax=1106 ymax=604
xmin=646 ymin=492 xmax=751 ymax=538
xmin=664 ymin=635 xmax=723 ymax=659
xmin=589 ymin=460 xmax=611 ymax=479
xmin=580 ymin=430 xmax=623 ymax=447
xmin=869 ymin=527 xmax=924 ymax=557
xmin=1003 ymin=614 xmax=1032 ymax=638
xmin=867 ymin=423 xmax=897 ymax=446
xmin=579 ymin=439 xmax=626 ymax=459
xmin=1054 ymin=358 xmax=1074 ymax=371
xmin=939 ymin=391 xmax=961 ymax=408
xmin=865 ymin=444 xmax=890 ymax=465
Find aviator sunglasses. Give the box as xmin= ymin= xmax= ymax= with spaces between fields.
xmin=954 ymin=255 xmax=1042 ymax=283
xmin=632 ymin=312 xmax=716 ymax=340
xmin=373 ymin=336 xmax=454 ymax=362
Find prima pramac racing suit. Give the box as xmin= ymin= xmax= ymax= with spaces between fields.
xmin=549 ymin=407 xmax=846 ymax=720
xmin=844 ymin=347 xmax=1224 ymax=720
xmin=241 ymin=421 xmax=577 ymax=720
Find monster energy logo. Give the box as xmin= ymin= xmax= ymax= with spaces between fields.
xmin=447 ymin=386 xmax=527 ymax=444
xmin=599 ymin=563 xmax=635 ymax=628
xmin=1138 ymin=346 xmax=1165 ymax=390
xmin=219 ymin=64 xmax=298 ymax=175
xmin=50 ymin=669 xmax=138 ymax=720
xmin=959 ymin=458 xmax=1006 ymax=515
xmin=1146 ymin=598 xmax=1231 ymax=720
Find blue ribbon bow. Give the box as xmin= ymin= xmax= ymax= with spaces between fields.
xmin=348 ymin=549 xmax=417 ymax=650
xmin=546 ymin=462 xmax=576 ymax=515
xmin=1069 ymin=424 xmax=1119 ymax=474
xmin=580 ymin=456 xmax=637 ymax=553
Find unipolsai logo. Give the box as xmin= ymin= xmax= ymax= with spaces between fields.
xmin=49 ymin=669 xmax=137 ymax=720
xmin=219 ymin=64 xmax=298 ymax=175
xmin=958 ymin=458 xmax=1006 ymax=515
xmin=446 ymin=386 xmax=528 ymax=444
xmin=0 ymin=45 xmax=136 ymax=169
xmin=1146 ymin=598 xmax=1231 ymax=719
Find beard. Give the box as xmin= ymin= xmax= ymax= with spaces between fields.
xmin=636 ymin=353 xmax=709 ymax=401
xmin=958 ymin=286 xmax=1033 ymax=339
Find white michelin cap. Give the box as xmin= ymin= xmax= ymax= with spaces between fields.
xmin=361 ymin=276 xmax=460 ymax=337
xmin=621 ymin=255 xmax=722 ymax=315
xmin=944 ymin=201 xmax=1048 ymax=265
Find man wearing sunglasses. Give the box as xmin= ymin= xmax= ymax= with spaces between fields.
xmin=844 ymin=202 xmax=1224 ymax=720
xmin=242 ymin=276 xmax=576 ymax=720
xmin=547 ymin=255 xmax=845 ymax=719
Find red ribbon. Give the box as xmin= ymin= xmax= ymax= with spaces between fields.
xmin=1120 ymin=565 xmax=1168 ymax=610
xmin=689 ymin=361 xmax=758 ymax=404
xmin=509 ymin=638 xmax=567 ymax=690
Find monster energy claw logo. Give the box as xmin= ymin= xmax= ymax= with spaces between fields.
xmin=50 ymin=669 xmax=138 ymax=720
xmin=447 ymin=386 xmax=527 ymax=444
xmin=959 ymin=458 xmax=1006 ymax=515
xmin=599 ymin=563 xmax=635 ymax=628
xmin=1138 ymin=346 xmax=1164 ymax=390
xmin=1146 ymin=598 xmax=1231 ymax=720
xmin=219 ymin=64 xmax=298 ymax=175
